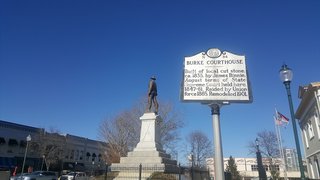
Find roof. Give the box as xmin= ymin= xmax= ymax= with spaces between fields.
xmin=0 ymin=120 xmax=43 ymax=133
xmin=295 ymin=82 xmax=320 ymax=119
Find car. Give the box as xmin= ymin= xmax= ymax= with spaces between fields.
xmin=10 ymin=173 xmax=30 ymax=180
xmin=59 ymin=172 xmax=89 ymax=180
xmin=11 ymin=171 xmax=58 ymax=180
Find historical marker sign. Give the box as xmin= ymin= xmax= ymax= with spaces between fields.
xmin=181 ymin=48 xmax=252 ymax=103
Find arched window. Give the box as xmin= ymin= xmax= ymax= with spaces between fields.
xmin=98 ymin=154 xmax=102 ymax=162
xmin=86 ymin=152 xmax=91 ymax=161
xmin=92 ymin=153 xmax=96 ymax=162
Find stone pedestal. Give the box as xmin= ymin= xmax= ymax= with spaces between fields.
xmin=134 ymin=112 xmax=163 ymax=151
xmin=111 ymin=113 xmax=178 ymax=179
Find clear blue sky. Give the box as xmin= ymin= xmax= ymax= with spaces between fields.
xmin=1 ymin=0 xmax=320 ymax=160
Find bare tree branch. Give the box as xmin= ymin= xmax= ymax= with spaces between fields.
xmin=247 ymin=130 xmax=281 ymax=179
xmin=186 ymin=130 xmax=212 ymax=167
xmin=98 ymin=98 xmax=183 ymax=163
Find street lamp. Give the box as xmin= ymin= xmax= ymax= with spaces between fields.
xmin=188 ymin=153 xmax=194 ymax=180
xmin=73 ymin=162 xmax=77 ymax=180
xmin=279 ymin=64 xmax=305 ymax=179
xmin=105 ymin=163 xmax=109 ymax=180
xmin=41 ymin=155 xmax=45 ymax=171
xmin=255 ymin=138 xmax=267 ymax=180
xmin=91 ymin=161 xmax=95 ymax=177
xmin=21 ymin=135 xmax=31 ymax=175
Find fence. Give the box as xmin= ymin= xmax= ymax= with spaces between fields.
xmin=97 ymin=164 xmax=210 ymax=180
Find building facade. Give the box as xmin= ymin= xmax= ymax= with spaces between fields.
xmin=206 ymin=157 xmax=300 ymax=179
xmin=296 ymin=82 xmax=320 ymax=179
xmin=0 ymin=120 xmax=107 ymax=175
xmin=0 ymin=120 xmax=43 ymax=171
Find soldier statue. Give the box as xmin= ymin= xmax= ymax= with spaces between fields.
xmin=146 ymin=76 xmax=159 ymax=114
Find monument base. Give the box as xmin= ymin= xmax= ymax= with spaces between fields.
xmin=111 ymin=113 xmax=179 ymax=179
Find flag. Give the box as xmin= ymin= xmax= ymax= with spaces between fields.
xmin=277 ymin=111 xmax=289 ymax=124
xmin=274 ymin=115 xmax=283 ymax=126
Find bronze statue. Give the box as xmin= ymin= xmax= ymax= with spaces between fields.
xmin=146 ymin=76 xmax=159 ymax=114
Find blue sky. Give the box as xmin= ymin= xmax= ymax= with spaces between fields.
xmin=1 ymin=0 xmax=320 ymax=160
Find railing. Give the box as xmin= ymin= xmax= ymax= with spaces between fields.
xmin=98 ymin=164 xmax=210 ymax=180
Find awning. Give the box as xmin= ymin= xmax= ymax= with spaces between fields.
xmin=0 ymin=157 xmax=16 ymax=169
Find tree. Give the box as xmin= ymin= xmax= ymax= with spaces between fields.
xmin=225 ymin=156 xmax=241 ymax=180
xmin=29 ymin=128 xmax=64 ymax=171
xmin=248 ymin=130 xmax=280 ymax=179
xmin=98 ymin=99 xmax=184 ymax=163
xmin=99 ymin=110 xmax=140 ymax=163
xmin=186 ymin=131 xmax=212 ymax=167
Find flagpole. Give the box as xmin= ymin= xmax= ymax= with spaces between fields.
xmin=274 ymin=109 xmax=288 ymax=180
xmin=278 ymin=123 xmax=288 ymax=180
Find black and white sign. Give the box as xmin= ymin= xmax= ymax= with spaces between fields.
xmin=181 ymin=49 xmax=252 ymax=103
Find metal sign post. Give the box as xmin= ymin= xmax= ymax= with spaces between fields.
xmin=210 ymin=103 xmax=225 ymax=180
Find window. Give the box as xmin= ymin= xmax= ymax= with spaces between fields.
xmin=287 ymin=157 xmax=293 ymax=168
xmin=80 ymin=150 xmax=84 ymax=160
xmin=0 ymin=137 xmax=6 ymax=145
xmin=274 ymin=165 xmax=280 ymax=171
xmin=70 ymin=150 xmax=74 ymax=159
xmin=308 ymin=121 xmax=315 ymax=139
xmin=75 ymin=150 xmax=79 ymax=160
xmin=315 ymin=112 xmax=320 ymax=139
xmin=303 ymin=128 xmax=309 ymax=148
xmin=268 ymin=165 xmax=279 ymax=172
xmin=65 ymin=149 xmax=69 ymax=159
xmin=86 ymin=152 xmax=91 ymax=161
xmin=19 ymin=140 xmax=27 ymax=147
xmin=98 ymin=154 xmax=102 ymax=162
xmin=251 ymin=165 xmax=258 ymax=171
xmin=310 ymin=159 xmax=315 ymax=178
xmin=315 ymin=158 xmax=320 ymax=179
xmin=8 ymin=139 xmax=18 ymax=146
xmin=92 ymin=153 xmax=96 ymax=162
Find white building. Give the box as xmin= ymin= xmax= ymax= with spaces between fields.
xmin=296 ymin=82 xmax=320 ymax=179
xmin=283 ymin=148 xmax=299 ymax=172
xmin=206 ymin=157 xmax=300 ymax=179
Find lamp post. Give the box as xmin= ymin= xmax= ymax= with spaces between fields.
xmin=41 ymin=155 xmax=45 ymax=171
xmin=91 ymin=161 xmax=95 ymax=177
xmin=190 ymin=153 xmax=194 ymax=180
xmin=21 ymin=135 xmax=31 ymax=175
xmin=279 ymin=64 xmax=305 ymax=179
xmin=255 ymin=138 xmax=267 ymax=180
xmin=105 ymin=163 xmax=109 ymax=180
xmin=73 ymin=162 xmax=77 ymax=180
